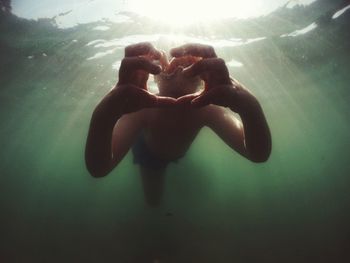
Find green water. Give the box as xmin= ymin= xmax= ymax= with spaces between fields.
xmin=1 ymin=0 xmax=350 ymax=262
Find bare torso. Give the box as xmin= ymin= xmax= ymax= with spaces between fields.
xmin=138 ymin=106 xmax=206 ymax=160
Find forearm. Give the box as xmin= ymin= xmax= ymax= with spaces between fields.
xmin=229 ymin=84 xmax=272 ymax=162
xmin=238 ymin=101 xmax=271 ymax=162
xmin=85 ymin=95 xmax=122 ymax=177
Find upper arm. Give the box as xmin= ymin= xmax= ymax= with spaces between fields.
xmin=201 ymin=105 xmax=248 ymax=158
xmin=111 ymin=110 xmax=147 ymax=166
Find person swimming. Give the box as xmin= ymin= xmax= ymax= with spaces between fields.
xmin=85 ymin=42 xmax=271 ymax=206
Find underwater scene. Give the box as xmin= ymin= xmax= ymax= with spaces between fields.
xmin=0 ymin=0 xmax=350 ymax=262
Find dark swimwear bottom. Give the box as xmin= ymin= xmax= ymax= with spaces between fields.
xmin=132 ymin=134 xmax=172 ymax=170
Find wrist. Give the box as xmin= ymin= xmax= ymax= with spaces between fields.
xmin=228 ymin=85 xmax=260 ymax=117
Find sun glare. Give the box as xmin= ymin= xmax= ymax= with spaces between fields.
xmin=127 ymin=0 xmax=255 ymax=26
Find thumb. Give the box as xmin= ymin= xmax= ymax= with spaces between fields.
xmin=138 ymin=90 xmax=176 ymax=108
xmin=176 ymin=93 xmax=200 ymax=105
xmin=191 ymin=88 xmax=217 ymax=107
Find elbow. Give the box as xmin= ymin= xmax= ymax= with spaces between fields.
xmin=248 ymin=146 xmax=271 ymax=163
xmin=85 ymin=152 xmax=112 ymax=178
xmin=88 ymin=169 xmax=108 ymax=178
xmin=85 ymin=162 xmax=110 ymax=178
xmin=249 ymin=154 xmax=270 ymax=163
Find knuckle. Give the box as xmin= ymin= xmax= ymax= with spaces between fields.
xmin=142 ymin=42 xmax=153 ymax=49
xmin=216 ymin=58 xmax=226 ymax=66
xmin=125 ymin=42 xmax=153 ymax=56
xmin=121 ymin=57 xmax=148 ymax=69
xmin=120 ymin=57 xmax=131 ymax=67
xmin=124 ymin=45 xmax=134 ymax=56
xmin=206 ymin=45 xmax=215 ymax=54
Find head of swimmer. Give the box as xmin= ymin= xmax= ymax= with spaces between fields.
xmin=153 ymin=52 xmax=203 ymax=98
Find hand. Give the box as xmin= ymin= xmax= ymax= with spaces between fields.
xmin=104 ymin=42 xmax=176 ymax=115
xmin=119 ymin=42 xmax=162 ymax=89
xmin=171 ymin=43 xmax=252 ymax=113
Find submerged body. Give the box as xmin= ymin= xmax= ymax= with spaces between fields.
xmin=85 ymin=42 xmax=271 ymax=205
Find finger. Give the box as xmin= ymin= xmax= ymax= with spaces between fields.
xmin=170 ymin=43 xmax=217 ymax=58
xmin=154 ymin=96 xmax=177 ymax=108
xmin=119 ymin=57 xmax=161 ymax=76
xmin=183 ymin=58 xmax=230 ymax=81
xmin=159 ymin=50 xmax=169 ymax=70
xmin=176 ymin=93 xmax=201 ymax=105
xmin=165 ymin=56 xmax=201 ymax=74
xmin=140 ymin=93 xmax=176 ymax=109
xmin=132 ymin=88 xmax=175 ymax=107
xmin=125 ymin=42 xmax=162 ymax=59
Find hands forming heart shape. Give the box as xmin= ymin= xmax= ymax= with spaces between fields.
xmin=113 ymin=42 xmax=245 ymax=115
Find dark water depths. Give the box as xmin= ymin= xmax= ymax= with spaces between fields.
xmin=1 ymin=0 xmax=350 ymax=262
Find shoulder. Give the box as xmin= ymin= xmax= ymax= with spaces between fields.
xmin=116 ymin=108 xmax=154 ymax=129
xmin=197 ymin=105 xmax=237 ymax=126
